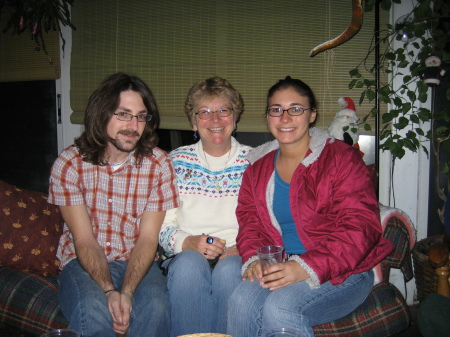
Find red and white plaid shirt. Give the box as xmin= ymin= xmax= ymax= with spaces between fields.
xmin=48 ymin=145 xmax=179 ymax=269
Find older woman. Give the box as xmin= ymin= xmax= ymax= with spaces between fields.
xmin=227 ymin=76 xmax=394 ymax=336
xmin=159 ymin=76 xmax=251 ymax=336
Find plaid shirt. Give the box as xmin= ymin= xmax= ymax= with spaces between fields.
xmin=48 ymin=145 xmax=179 ymax=269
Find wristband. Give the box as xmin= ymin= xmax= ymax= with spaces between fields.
xmin=104 ymin=289 xmax=116 ymax=294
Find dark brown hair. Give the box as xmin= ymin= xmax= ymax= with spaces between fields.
xmin=74 ymin=72 xmax=160 ymax=165
xmin=266 ymin=76 xmax=318 ymax=125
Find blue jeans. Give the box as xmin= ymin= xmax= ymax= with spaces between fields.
xmin=164 ymin=250 xmax=242 ymax=337
xmin=58 ymin=259 xmax=169 ymax=337
xmin=227 ymin=270 xmax=374 ymax=337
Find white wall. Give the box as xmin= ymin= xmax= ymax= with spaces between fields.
xmin=56 ymin=1 xmax=427 ymax=305
xmin=378 ymin=0 xmax=430 ymax=305
xmin=56 ymin=21 xmax=82 ymax=153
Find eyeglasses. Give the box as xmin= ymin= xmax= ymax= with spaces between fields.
xmin=195 ymin=107 xmax=233 ymax=120
xmin=267 ymin=107 xmax=311 ymax=117
xmin=113 ymin=112 xmax=152 ymax=122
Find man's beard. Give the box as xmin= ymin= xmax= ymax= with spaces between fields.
xmin=110 ymin=130 xmax=140 ymax=153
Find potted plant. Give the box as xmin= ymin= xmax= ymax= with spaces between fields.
xmin=0 ymin=0 xmax=75 ymax=55
xmin=348 ymin=0 xmax=450 ymax=223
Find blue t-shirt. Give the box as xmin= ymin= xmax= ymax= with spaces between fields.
xmin=273 ymin=150 xmax=306 ymax=255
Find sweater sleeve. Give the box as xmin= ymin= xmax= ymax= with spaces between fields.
xmin=159 ymin=207 xmax=191 ymax=255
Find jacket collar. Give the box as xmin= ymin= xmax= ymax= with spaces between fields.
xmin=247 ymin=127 xmax=332 ymax=167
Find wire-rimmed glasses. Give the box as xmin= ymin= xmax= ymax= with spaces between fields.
xmin=195 ymin=107 xmax=233 ymax=120
xmin=267 ymin=107 xmax=311 ymax=117
xmin=113 ymin=112 xmax=152 ymax=122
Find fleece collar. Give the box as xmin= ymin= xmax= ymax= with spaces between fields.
xmin=246 ymin=127 xmax=332 ymax=166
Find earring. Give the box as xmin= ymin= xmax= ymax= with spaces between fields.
xmin=193 ymin=131 xmax=198 ymax=140
xmin=232 ymin=127 xmax=237 ymax=137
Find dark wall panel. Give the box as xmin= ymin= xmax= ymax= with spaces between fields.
xmin=0 ymin=80 xmax=58 ymax=192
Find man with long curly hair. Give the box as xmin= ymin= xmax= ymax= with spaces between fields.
xmin=48 ymin=72 xmax=179 ymax=337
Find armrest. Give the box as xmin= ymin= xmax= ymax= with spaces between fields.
xmin=428 ymin=235 xmax=450 ymax=298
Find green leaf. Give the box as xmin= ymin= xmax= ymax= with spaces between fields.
xmin=418 ymin=108 xmax=431 ymax=121
xmin=382 ymin=112 xmax=394 ymax=123
xmin=394 ymin=116 xmax=409 ymax=130
xmin=401 ymin=103 xmax=412 ymax=114
xmin=410 ymin=114 xmax=420 ymax=124
xmin=386 ymin=52 xmax=395 ymax=60
xmin=398 ymin=60 xmax=409 ymax=68
xmin=381 ymin=0 xmax=393 ymax=11
xmin=349 ymin=79 xmax=357 ymax=89
xmin=407 ymin=90 xmax=416 ymax=102
xmin=393 ymin=97 xmax=403 ymax=106
xmin=366 ymin=89 xmax=375 ymax=101
xmin=349 ymin=68 xmax=360 ymax=78
xmin=364 ymin=123 xmax=372 ymax=131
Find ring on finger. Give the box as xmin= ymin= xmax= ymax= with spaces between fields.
xmin=206 ymin=236 xmax=214 ymax=244
xmin=204 ymin=248 xmax=207 ymax=255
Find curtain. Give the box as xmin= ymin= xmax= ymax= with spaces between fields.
xmin=70 ymin=0 xmax=387 ymax=133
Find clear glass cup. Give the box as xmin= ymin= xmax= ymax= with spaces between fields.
xmin=263 ymin=327 xmax=305 ymax=336
xmin=40 ymin=329 xmax=81 ymax=337
xmin=256 ymin=245 xmax=284 ymax=271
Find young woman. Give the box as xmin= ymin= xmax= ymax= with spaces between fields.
xmin=227 ymin=76 xmax=394 ymax=337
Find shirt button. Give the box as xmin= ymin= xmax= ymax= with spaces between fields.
xmin=108 ymin=199 xmax=112 ymax=203
xmin=106 ymin=242 xmax=111 ymax=246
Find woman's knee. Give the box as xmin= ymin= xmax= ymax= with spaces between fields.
xmin=167 ymin=250 xmax=211 ymax=285
xmin=213 ymin=255 xmax=241 ymax=283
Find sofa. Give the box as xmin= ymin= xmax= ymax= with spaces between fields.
xmin=0 ymin=179 xmax=416 ymax=336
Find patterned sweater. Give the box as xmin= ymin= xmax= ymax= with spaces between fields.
xmin=159 ymin=137 xmax=251 ymax=255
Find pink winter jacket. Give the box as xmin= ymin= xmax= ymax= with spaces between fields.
xmin=236 ymin=128 xmax=394 ymax=288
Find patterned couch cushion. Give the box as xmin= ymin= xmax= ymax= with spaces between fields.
xmin=313 ymin=282 xmax=410 ymax=336
xmin=0 ymin=267 xmax=68 ymax=335
xmin=0 ymin=180 xmax=63 ymax=277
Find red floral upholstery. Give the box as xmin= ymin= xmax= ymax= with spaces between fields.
xmin=0 ymin=180 xmax=63 ymax=277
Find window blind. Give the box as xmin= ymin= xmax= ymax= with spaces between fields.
xmin=70 ymin=0 xmax=387 ymax=133
xmin=0 ymin=11 xmax=61 ymax=82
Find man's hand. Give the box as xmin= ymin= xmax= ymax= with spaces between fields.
xmin=107 ymin=290 xmax=132 ymax=334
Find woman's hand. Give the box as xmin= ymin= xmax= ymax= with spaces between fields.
xmin=182 ymin=235 xmax=226 ymax=259
xmin=219 ymin=244 xmax=239 ymax=260
xmin=259 ymin=261 xmax=310 ymax=290
xmin=242 ymin=260 xmax=264 ymax=282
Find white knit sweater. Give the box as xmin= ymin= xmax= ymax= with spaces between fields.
xmin=159 ymin=137 xmax=251 ymax=255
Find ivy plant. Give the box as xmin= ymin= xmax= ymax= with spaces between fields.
xmin=349 ymin=0 xmax=450 ymax=165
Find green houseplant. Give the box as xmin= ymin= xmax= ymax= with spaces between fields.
xmin=349 ymin=0 xmax=450 ymax=222
xmin=0 ymin=0 xmax=75 ymax=55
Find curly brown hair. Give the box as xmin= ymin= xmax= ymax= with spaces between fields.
xmin=184 ymin=76 xmax=244 ymax=128
xmin=74 ymin=72 xmax=160 ymax=166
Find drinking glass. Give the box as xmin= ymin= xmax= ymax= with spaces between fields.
xmin=256 ymin=245 xmax=284 ymax=271
xmin=40 ymin=329 xmax=81 ymax=337
xmin=263 ymin=327 xmax=305 ymax=336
